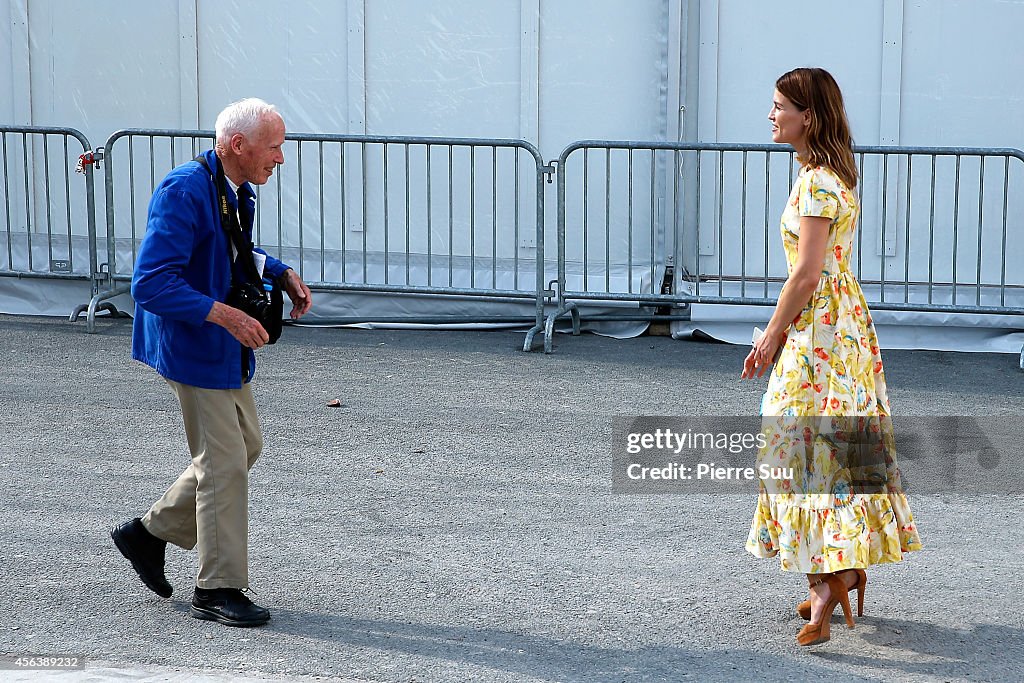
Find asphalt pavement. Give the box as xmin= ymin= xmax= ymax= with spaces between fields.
xmin=1 ymin=313 xmax=1022 ymax=682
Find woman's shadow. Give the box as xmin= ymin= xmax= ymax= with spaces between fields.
xmin=806 ymin=614 xmax=1024 ymax=681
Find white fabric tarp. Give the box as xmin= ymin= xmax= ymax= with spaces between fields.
xmin=672 ymin=305 xmax=1024 ymax=355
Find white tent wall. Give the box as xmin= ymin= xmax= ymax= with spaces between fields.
xmin=2 ymin=0 xmax=1023 ymax=353
xmin=1 ymin=0 xmax=677 ymax=321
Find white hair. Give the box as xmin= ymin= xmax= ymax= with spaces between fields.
xmin=214 ymin=98 xmax=281 ymax=146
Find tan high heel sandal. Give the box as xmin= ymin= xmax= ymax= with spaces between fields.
xmin=797 ymin=568 xmax=866 ymax=620
xmin=796 ymin=574 xmax=855 ymax=646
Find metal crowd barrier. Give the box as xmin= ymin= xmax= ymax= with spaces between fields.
xmin=82 ymin=129 xmax=551 ymax=346
xmin=545 ymin=141 xmax=1024 ymax=364
xmin=5 ymin=126 xmax=1023 ymax=365
xmin=0 ymin=125 xmax=101 ymax=299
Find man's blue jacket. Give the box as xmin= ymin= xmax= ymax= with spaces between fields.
xmin=131 ymin=149 xmax=289 ymax=390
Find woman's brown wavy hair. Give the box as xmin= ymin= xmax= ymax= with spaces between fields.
xmin=776 ymin=67 xmax=858 ymax=189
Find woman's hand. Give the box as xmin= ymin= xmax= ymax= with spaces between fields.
xmin=741 ymin=329 xmax=786 ymax=379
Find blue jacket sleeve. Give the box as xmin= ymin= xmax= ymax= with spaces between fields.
xmin=131 ymin=185 xmax=217 ymax=325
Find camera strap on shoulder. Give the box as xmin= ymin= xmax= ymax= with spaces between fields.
xmin=194 ymin=153 xmax=284 ymax=350
xmin=193 ymin=154 xmax=263 ymax=286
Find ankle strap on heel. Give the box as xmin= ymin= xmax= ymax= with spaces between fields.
xmin=807 ymin=574 xmax=830 ymax=588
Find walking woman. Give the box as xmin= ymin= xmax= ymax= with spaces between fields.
xmin=740 ymin=67 xmax=922 ymax=645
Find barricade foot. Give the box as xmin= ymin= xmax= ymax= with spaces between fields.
xmin=75 ymin=285 xmax=131 ymax=333
xmin=543 ymin=312 xmax=557 ymax=354
xmin=523 ymin=325 xmax=543 ymax=352
xmin=69 ymin=303 xmax=88 ymax=323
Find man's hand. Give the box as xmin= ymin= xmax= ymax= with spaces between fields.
xmin=206 ymin=301 xmax=270 ymax=349
xmin=279 ymin=269 xmax=313 ymax=319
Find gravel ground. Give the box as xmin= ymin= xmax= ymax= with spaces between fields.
xmin=0 ymin=313 xmax=1022 ymax=683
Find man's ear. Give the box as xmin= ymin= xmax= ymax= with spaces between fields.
xmin=230 ymin=133 xmax=245 ymax=154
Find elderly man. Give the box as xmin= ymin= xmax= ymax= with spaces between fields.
xmin=112 ymin=98 xmax=312 ymax=627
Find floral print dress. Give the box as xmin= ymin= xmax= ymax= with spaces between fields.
xmin=745 ymin=165 xmax=922 ymax=574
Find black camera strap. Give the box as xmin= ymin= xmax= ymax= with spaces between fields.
xmin=193 ymin=154 xmax=263 ymax=285
xmin=193 ymin=153 xmax=283 ymax=369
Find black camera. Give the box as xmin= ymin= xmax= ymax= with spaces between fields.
xmin=227 ymin=278 xmax=283 ymax=344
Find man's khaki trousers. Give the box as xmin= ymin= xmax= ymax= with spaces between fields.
xmin=142 ymin=379 xmax=262 ymax=589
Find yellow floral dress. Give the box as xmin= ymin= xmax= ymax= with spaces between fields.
xmin=745 ymin=165 xmax=922 ymax=574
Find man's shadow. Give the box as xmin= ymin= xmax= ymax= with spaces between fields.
xmin=162 ymin=603 xmax=853 ymax=682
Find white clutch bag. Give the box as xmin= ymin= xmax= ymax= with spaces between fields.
xmin=752 ymin=326 xmax=783 ymax=363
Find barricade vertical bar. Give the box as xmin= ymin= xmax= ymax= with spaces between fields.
xmin=627 ymin=148 xmax=633 ymax=293
xmin=717 ymin=151 xmax=724 ymax=296
xmin=976 ymin=157 xmax=985 ymax=306
xmin=856 ymin=153 xmax=864 ymax=283
xmin=297 ymin=141 xmax=305 ymax=279
xmin=103 ymin=136 xmax=117 ymax=285
xmin=605 ymin=150 xmax=611 ymax=292
xmin=557 ymin=141 xmax=567 ymax=314
xmin=148 ymin=138 xmax=156 ymax=192
xmin=649 ymin=150 xmax=655 ymax=294
xmin=340 ymin=142 xmax=347 ymax=280
xmin=275 ymin=157 xmax=283 ymax=261
xmin=1000 ymin=156 xmax=1009 ymax=306
xmin=694 ymin=149 xmax=701 ymax=298
xmin=63 ymin=137 xmax=73 ymax=271
xmin=22 ymin=133 xmax=32 ymax=272
xmin=928 ymin=155 xmax=937 ymax=303
xmin=880 ymin=153 xmax=889 ymax=301
xmin=533 ymin=137 xmax=546 ymax=350
xmin=904 ymin=155 xmax=912 ymax=303
xmin=513 ymin=150 xmax=519 ymax=290
xmin=582 ymin=148 xmax=589 ymax=291
xmin=425 ymin=144 xmax=432 ymax=286
xmin=383 ymin=143 xmax=390 ymax=284
xmin=447 ymin=145 xmax=453 ymax=287
xmin=672 ymin=148 xmax=682 ymax=297
xmin=470 ymin=146 xmax=476 ymax=289
xmin=740 ymin=150 xmax=748 ymax=297
xmin=2 ymin=134 xmax=11 ymax=270
xmin=81 ymin=134 xmax=98 ymax=297
xmin=255 ymin=184 xmax=262 ymax=246
xmin=129 ymin=137 xmax=138 ymax=267
xmin=362 ymin=143 xmax=369 ymax=283
xmin=43 ymin=136 xmax=53 ymax=266
xmin=764 ymin=151 xmax=770 ymax=298
xmin=493 ymin=147 xmax=497 ymax=288
xmin=952 ymin=155 xmax=961 ymax=304
xmin=319 ymin=140 xmax=325 ymax=283
xmin=492 ymin=146 xmax=497 ymax=289
xmin=405 ymin=144 xmax=411 ymax=286
xmin=169 ymin=137 xmax=176 ymax=168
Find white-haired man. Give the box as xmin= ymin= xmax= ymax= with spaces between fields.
xmin=112 ymin=98 xmax=312 ymax=627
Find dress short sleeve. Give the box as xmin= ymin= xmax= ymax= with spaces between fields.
xmin=799 ymin=167 xmax=841 ymax=219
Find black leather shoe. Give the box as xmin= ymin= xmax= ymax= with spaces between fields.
xmin=111 ymin=518 xmax=172 ymax=598
xmin=191 ymin=588 xmax=270 ymax=627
